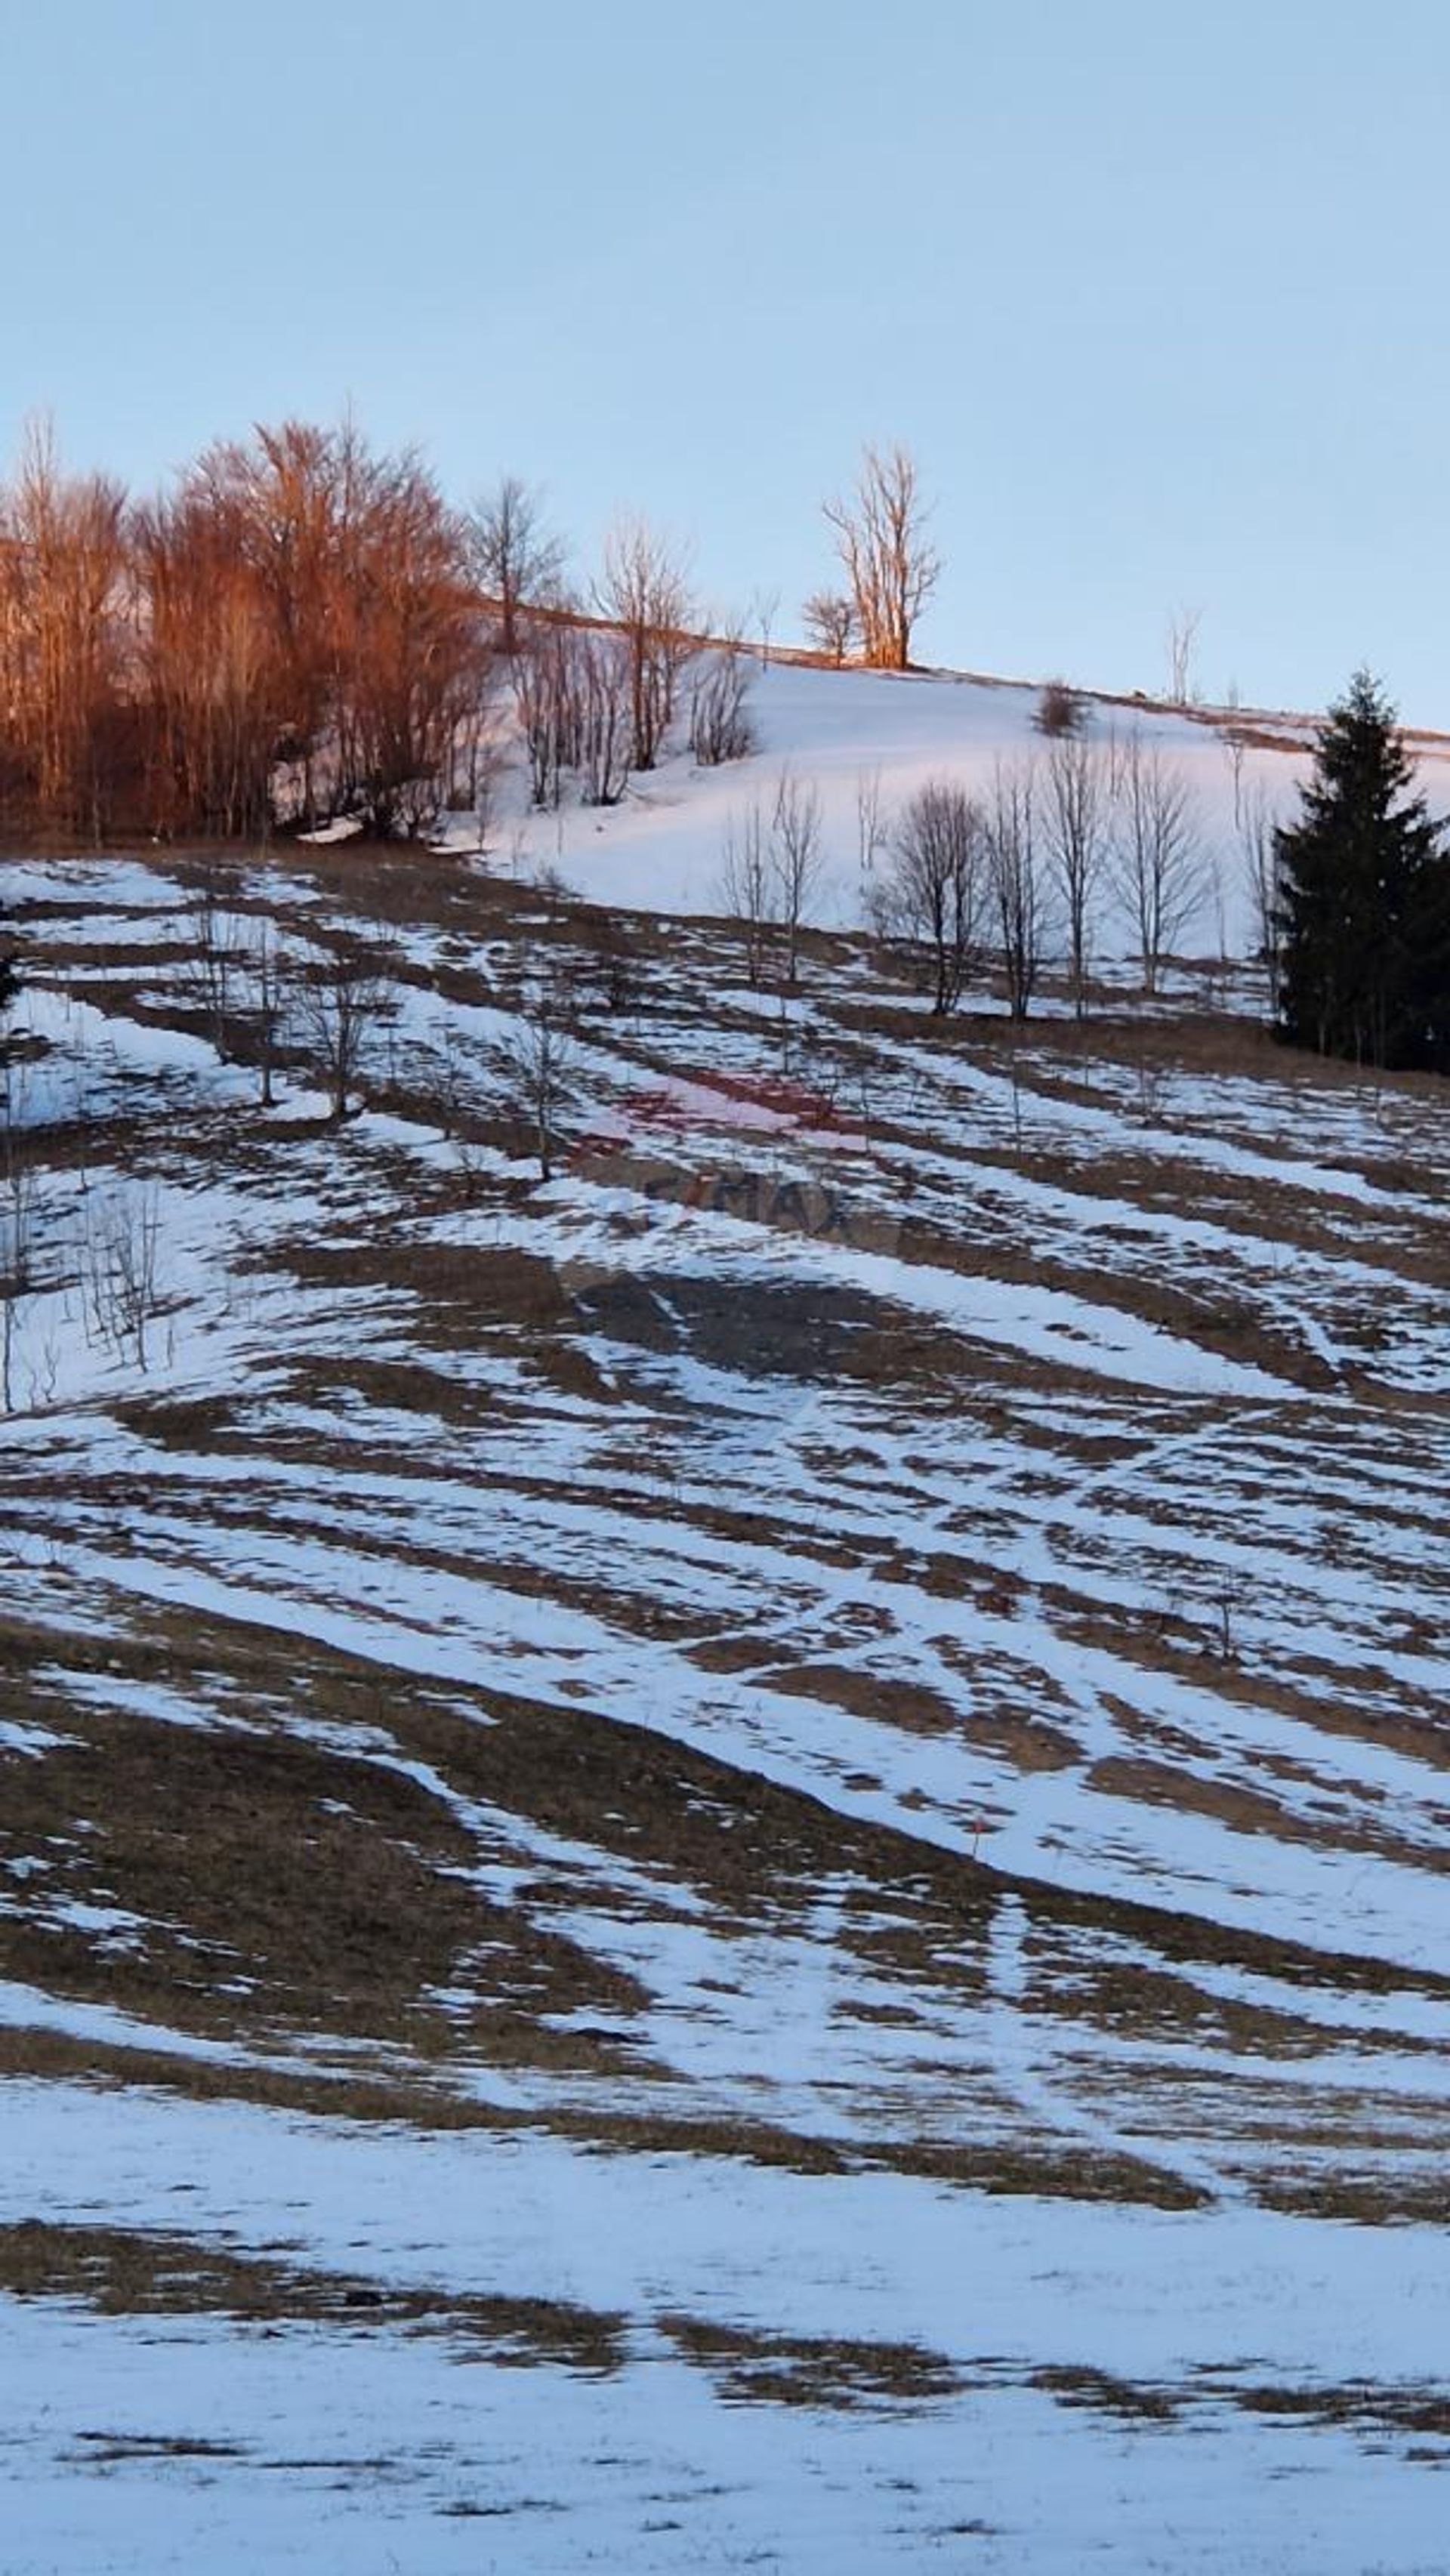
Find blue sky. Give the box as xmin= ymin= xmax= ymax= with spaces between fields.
xmin=4 ymin=0 xmax=1448 ymax=720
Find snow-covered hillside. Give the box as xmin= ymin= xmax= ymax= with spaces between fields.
xmin=441 ymin=657 xmax=1347 ymax=943
xmin=4 ymin=666 xmax=1450 ymax=2573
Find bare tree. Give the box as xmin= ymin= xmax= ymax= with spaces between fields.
xmin=183 ymin=867 xmax=250 ymax=1059
xmin=1166 ymin=605 xmax=1202 ymax=708
xmin=823 ymin=445 xmax=940 ymax=671
xmin=748 ymin=584 xmax=781 ymax=668
xmin=0 ymin=1065 xmax=37 ymax=1412
xmin=294 ymin=930 xmax=400 ymax=1123
xmin=1 ymin=421 xmax=130 ymax=839
xmin=720 ymin=800 xmax=773 ymax=987
xmin=856 ymin=766 xmax=888 ymax=880
xmin=577 ymin=631 xmax=633 ymax=806
xmin=596 ymin=517 xmax=694 ymax=771
xmin=1034 ymin=678 xmax=1087 ymax=738
xmin=513 ymin=619 xmax=585 ymax=809
xmin=771 ymin=769 xmax=823 ymax=991
xmin=1220 ymin=679 xmax=1248 ymax=828
xmin=245 ymin=920 xmax=289 ymax=1109
xmin=1110 ymin=733 xmax=1204 ymax=995
xmin=690 ymin=642 xmax=756 ymax=767
xmin=1044 ymin=731 xmax=1109 ymax=1017
xmin=803 ymin=591 xmax=858 ymax=666
xmin=82 ymin=1186 xmax=165 ymax=1374
xmin=986 ymin=764 xmax=1047 ymax=1023
xmin=467 ymin=475 xmax=566 ymax=658
xmin=1241 ymin=778 xmax=1286 ymax=1017
xmin=874 ymin=779 xmax=984 ymax=1014
xmin=507 ymin=977 xmax=575 ymax=1181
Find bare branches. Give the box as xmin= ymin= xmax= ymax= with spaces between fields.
xmin=1044 ymin=732 xmax=1109 ymax=1016
xmin=748 ymin=584 xmax=781 ymax=669
xmin=1241 ymin=778 xmax=1287 ymax=1018
xmin=0 ymin=421 xmax=131 ymax=839
xmin=985 ymin=765 xmax=1047 ymax=1023
xmin=823 ymin=445 xmax=940 ymax=672
xmin=136 ymin=418 xmax=489 ymax=841
xmin=856 ymin=767 xmax=888 ymax=881
xmin=719 ymin=770 xmax=823 ymax=989
xmin=596 ymin=517 xmax=695 ymax=772
xmin=1165 ymin=605 xmax=1202 ymax=708
xmin=0 ymin=1068 xmax=38 ymax=1411
xmin=689 ymin=643 xmax=756 ymax=767
xmin=771 ymin=769 xmax=823 ymax=992
xmin=1110 ymin=732 xmax=1204 ymax=995
xmin=720 ymin=801 xmax=773 ymax=988
xmin=467 ymin=475 xmax=566 ymax=659
xmin=82 ymin=1186 xmax=165 ymax=1374
xmin=506 ymin=976 xmax=575 ymax=1181
xmin=293 ymin=930 xmax=400 ymax=1124
xmin=874 ymin=779 xmax=984 ymax=1014
xmin=802 ymin=591 xmax=858 ymax=665
xmin=513 ymin=622 xmax=579 ymax=810
xmin=1034 ymin=678 xmax=1087 ymax=739
xmin=577 ymin=632 xmax=634 ymax=807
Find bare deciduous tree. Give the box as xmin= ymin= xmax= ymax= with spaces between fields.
xmin=1166 ymin=604 xmax=1202 ymax=708
xmin=1220 ymin=679 xmax=1248 ymax=828
xmin=513 ymin=619 xmax=585 ymax=809
xmin=720 ymin=801 xmax=773 ymax=988
xmin=771 ymin=768 xmax=823 ymax=991
xmin=245 ymin=919 xmax=290 ymax=1109
xmin=83 ymin=1185 xmax=165 ymax=1374
xmin=1241 ymin=778 xmax=1286 ymax=1017
xmin=856 ymin=766 xmax=888 ymax=880
xmin=183 ymin=867 xmax=250 ymax=1060
xmin=467 ymin=474 xmax=567 ymax=659
xmin=986 ymin=764 xmax=1047 ymax=1023
xmin=748 ymin=584 xmax=781 ymax=668
xmin=1 ymin=1065 xmax=38 ymax=1412
xmin=1044 ymin=731 xmax=1109 ymax=1017
xmin=1034 ymin=678 xmax=1087 ymax=739
xmin=507 ymin=976 xmax=575 ymax=1181
xmin=1110 ymin=732 xmax=1204 ymax=996
xmin=596 ymin=517 xmax=694 ymax=772
xmin=823 ymin=445 xmax=940 ymax=671
xmin=873 ymin=779 xmax=984 ymax=1014
xmin=577 ymin=631 xmax=633 ymax=807
xmin=803 ymin=591 xmax=858 ymax=665
xmin=0 ymin=420 xmax=131 ymax=840
xmin=295 ymin=930 xmax=400 ymax=1124
xmin=689 ymin=643 xmax=756 ymax=767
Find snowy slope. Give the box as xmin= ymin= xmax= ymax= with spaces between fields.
xmin=454 ymin=657 xmax=1344 ymax=942
xmin=4 ymin=669 xmax=1450 ymax=2571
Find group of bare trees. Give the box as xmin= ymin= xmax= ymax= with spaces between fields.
xmin=863 ymin=727 xmax=1214 ymax=1017
xmin=0 ymin=411 xmax=954 ymax=846
xmin=713 ymin=717 xmax=1213 ymax=1022
xmin=0 ymin=423 xmax=130 ymax=840
xmin=720 ymin=770 xmax=824 ymax=989
xmin=503 ymin=507 xmax=760 ymax=807
xmin=178 ymin=870 xmax=402 ymax=1122
xmin=0 ymin=418 xmax=491 ymax=843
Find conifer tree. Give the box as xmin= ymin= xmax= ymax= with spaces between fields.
xmin=1275 ymin=670 xmax=1450 ymax=1070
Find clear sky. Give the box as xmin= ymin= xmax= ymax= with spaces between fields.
xmin=4 ymin=0 xmax=1448 ymax=721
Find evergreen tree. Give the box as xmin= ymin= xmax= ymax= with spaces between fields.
xmin=1275 ymin=670 xmax=1450 ymax=1071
